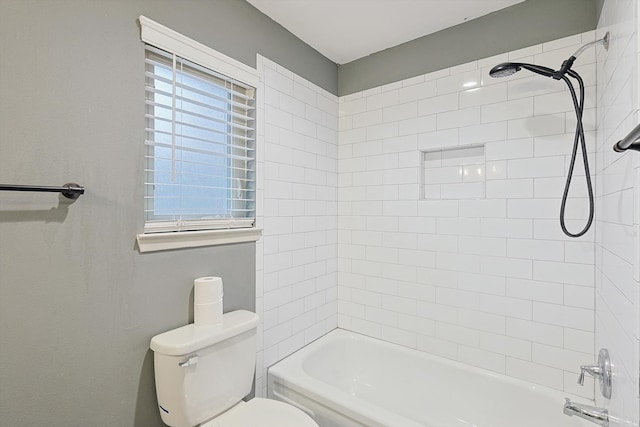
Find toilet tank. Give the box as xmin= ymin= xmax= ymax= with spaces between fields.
xmin=150 ymin=310 xmax=260 ymax=427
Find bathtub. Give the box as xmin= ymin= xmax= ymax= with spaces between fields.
xmin=268 ymin=329 xmax=594 ymax=427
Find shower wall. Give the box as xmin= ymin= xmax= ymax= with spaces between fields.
xmin=337 ymin=32 xmax=599 ymax=397
xmin=255 ymin=55 xmax=339 ymax=396
xmin=595 ymin=0 xmax=639 ymax=425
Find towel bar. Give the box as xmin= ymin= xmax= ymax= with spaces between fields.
xmin=0 ymin=183 xmax=85 ymax=199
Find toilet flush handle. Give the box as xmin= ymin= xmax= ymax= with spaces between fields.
xmin=178 ymin=355 xmax=198 ymax=368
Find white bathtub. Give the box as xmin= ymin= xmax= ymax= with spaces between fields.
xmin=268 ymin=329 xmax=594 ymax=427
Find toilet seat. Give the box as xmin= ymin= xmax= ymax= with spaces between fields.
xmin=203 ymin=398 xmax=318 ymax=427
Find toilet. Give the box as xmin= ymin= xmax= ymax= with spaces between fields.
xmin=150 ymin=310 xmax=318 ymax=427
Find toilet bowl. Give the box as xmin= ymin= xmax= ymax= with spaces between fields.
xmin=150 ymin=310 xmax=318 ymax=427
xmin=202 ymin=398 xmax=316 ymax=427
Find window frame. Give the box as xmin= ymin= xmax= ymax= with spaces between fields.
xmin=137 ymin=15 xmax=261 ymax=252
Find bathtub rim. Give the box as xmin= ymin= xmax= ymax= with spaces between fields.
xmin=268 ymin=328 xmax=595 ymax=427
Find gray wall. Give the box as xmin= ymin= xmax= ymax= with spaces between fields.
xmin=338 ymin=0 xmax=599 ymax=95
xmin=0 ymin=1 xmax=606 ymax=426
xmin=0 ymin=1 xmax=333 ymax=426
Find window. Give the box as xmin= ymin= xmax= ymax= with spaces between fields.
xmin=144 ymin=47 xmax=256 ymax=232
xmin=137 ymin=16 xmax=261 ymax=251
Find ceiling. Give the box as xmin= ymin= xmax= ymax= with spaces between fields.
xmin=246 ymin=0 xmax=526 ymax=64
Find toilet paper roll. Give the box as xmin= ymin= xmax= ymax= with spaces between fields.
xmin=194 ymin=300 xmax=223 ymax=326
xmin=194 ymin=277 xmax=224 ymax=305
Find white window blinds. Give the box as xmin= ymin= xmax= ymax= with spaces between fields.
xmin=144 ymin=46 xmax=256 ymax=233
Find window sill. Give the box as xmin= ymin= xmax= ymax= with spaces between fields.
xmin=136 ymin=228 xmax=262 ymax=253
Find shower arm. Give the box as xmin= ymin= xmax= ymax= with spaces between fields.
xmin=572 ymin=33 xmax=609 ymax=59
xmin=553 ymin=33 xmax=609 ymax=80
xmin=571 ymin=31 xmax=609 ymax=58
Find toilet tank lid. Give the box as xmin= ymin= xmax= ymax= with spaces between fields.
xmin=150 ymin=310 xmax=259 ymax=356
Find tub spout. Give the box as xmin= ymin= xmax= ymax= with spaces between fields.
xmin=563 ymin=398 xmax=609 ymax=427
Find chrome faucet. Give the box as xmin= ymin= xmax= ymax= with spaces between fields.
xmin=577 ymin=349 xmax=612 ymax=399
xmin=563 ymin=398 xmax=609 ymax=427
xmin=578 ymin=363 xmax=602 ymax=384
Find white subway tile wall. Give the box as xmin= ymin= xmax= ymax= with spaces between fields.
xmin=257 ymin=18 xmax=638 ymax=418
xmin=256 ymin=56 xmax=338 ymax=397
xmin=337 ymin=32 xmax=599 ymax=398
xmin=595 ymin=1 xmax=639 ymax=425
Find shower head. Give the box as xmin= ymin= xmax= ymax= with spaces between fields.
xmin=489 ymin=62 xmax=556 ymax=79
xmin=489 ymin=63 xmax=521 ymax=78
xmin=490 ymin=33 xmax=609 ymax=82
xmin=486 ymin=34 xmax=610 ymax=239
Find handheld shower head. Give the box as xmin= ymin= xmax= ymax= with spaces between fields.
xmin=489 ymin=63 xmax=521 ymax=78
xmin=489 ymin=62 xmax=556 ymax=79
xmin=487 ymin=34 xmax=610 ymax=239
xmin=490 ymin=33 xmax=609 ymax=81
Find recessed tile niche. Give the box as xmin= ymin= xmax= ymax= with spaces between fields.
xmin=421 ymin=145 xmax=485 ymax=200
